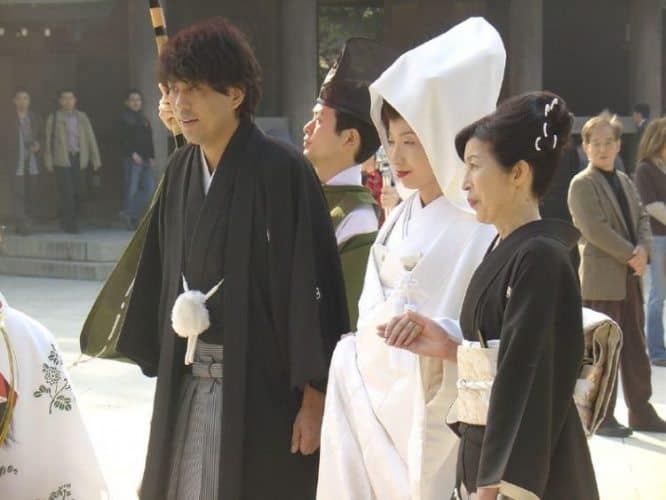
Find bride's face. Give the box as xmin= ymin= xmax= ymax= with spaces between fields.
xmin=386 ymin=118 xmax=438 ymax=193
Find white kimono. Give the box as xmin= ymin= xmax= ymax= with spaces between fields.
xmin=0 ymin=293 xmax=108 ymax=499
xmin=317 ymin=194 xmax=494 ymax=500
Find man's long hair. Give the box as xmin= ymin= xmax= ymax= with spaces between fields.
xmin=158 ymin=17 xmax=263 ymax=121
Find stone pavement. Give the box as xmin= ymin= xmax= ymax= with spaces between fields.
xmin=1 ymin=274 xmax=664 ymax=500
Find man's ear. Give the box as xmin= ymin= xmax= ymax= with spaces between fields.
xmin=346 ymin=128 xmax=361 ymax=148
xmin=228 ymin=86 xmax=246 ymax=111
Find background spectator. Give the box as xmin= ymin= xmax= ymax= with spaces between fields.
xmin=118 ymin=89 xmax=156 ymax=230
xmin=626 ymin=103 xmax=651 ymax=175
xmin=44 ymin=89 xmax=102 ymax=234
xmin=6 ymin=90 xmax=42 ymax=235
xmin=634 ymin=117 xmax=666 ymax=366
xmin=540 ymin=140 xmax=583 ymax=268
xmin=568 ymin=112 xmax=666 ymax=438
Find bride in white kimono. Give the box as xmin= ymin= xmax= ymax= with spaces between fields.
xmin=0 ymin=292 xmax=108 ymax=499
xmin=317 ymin=18 xmax=506 ymax=500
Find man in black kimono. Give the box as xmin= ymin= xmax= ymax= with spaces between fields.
xmin=116 ymin=18 xmax=349 ymax=499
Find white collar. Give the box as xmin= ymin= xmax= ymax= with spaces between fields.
xmin=326 ymin=164 xmax=362 ymax=187
xmin=412 ymin=193 xmax=447 ymax=214
xmin=200 ymin=148 xmax=215 ymax=195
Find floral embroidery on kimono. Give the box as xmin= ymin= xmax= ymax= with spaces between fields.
xmin=33 ymin=345 xmax=73 ymax=414
xmin=0 ymin=292 xmax=108 ymax=499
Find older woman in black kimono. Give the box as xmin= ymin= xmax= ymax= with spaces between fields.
xmin=380 ymin=91 xmax=599 ymax=500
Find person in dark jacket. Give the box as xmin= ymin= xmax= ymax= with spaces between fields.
xmin=6 ymin=89 xmax=43 ymax=235
xmin=626 ymin=103 xmax=651 ymax=174
xmin=119 ymin=89 xmax=156 ymax=229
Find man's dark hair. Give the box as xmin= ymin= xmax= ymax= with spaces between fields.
xmin=634 ymin=103 xmax=650 ymax=120
xmin=126 ymin=88 xmax=142 ymax=99
xmin=334 ymin=110 xmax=380 ymax=164
xmin=158 ymin=17 xmax=262 ymax=121
xmin=57 ymin=88 xmax=76 ymax=99
xmin=14 ymin=88 xmax=29 ymax=97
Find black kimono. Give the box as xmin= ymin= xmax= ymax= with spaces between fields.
xmin=456 ymin=219 xmax=599 ymax=499
xmin=116 ymin=120 xmax=349 ymax=499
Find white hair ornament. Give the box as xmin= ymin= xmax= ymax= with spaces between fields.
xmin=534 ymin=97 xmax=560 ymax=152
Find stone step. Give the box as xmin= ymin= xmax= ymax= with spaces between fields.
xmin=0 ymin=255 xmax=116 ymax=281
xmin=1 ymin=230 xmax=131 ymax=262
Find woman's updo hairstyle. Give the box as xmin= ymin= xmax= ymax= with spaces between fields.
xmin=455 ymin=91 xmax=573 ymax=199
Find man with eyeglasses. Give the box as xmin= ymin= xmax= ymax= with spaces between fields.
xmin=568 ymin=111 xmax=666 ymax=438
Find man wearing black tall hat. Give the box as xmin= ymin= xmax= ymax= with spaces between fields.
xmin=303 ymin=38 xmax=397 ymax=328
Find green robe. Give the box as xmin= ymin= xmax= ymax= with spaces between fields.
xmin=323 ymin=184 xmax=379 ymax=329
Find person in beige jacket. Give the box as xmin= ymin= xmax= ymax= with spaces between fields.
xmin=44 ymin=89 xmax=101 ymax=233
xmin=568 ymin=111 xmax=666 ymax=438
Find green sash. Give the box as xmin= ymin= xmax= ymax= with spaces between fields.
xmin=79 ymin=178 xmax=164 ymax=361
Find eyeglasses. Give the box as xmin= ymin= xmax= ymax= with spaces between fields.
xmin=587 ymin=140 xmax=618 ymax=150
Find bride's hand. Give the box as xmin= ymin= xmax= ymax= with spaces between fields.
xmin=377 ymin=311 xmax=458 ymax=361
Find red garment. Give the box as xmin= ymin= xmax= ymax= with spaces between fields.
xmin=363 ymin=170 xmax=382 ymax=205
xmin=363 ymin=170 xmax=385 ymax=225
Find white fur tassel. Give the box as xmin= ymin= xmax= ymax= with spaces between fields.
xmin=171 ymin=275 xmax=224 ymax=365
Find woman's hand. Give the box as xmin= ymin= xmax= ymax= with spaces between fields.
xmin=475 ymin=486 xmax=500 ymax=499
xmin=377 ymin=311 xmax=458 ymax=361
xmin=380 ymin=185 xmax=401 ymax=210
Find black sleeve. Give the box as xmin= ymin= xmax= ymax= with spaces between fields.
xmin=268 ymin=153 xmax=349 ymax=391
xmin=477 ymin=241 xmax=583 ymax=496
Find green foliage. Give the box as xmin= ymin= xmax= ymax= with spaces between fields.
xmin=318 ymin=6 xmax=385 ymax=85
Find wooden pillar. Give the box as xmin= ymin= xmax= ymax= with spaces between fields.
xmin=281 ymin=0 xmax=318 ymax=142
xmin=508 ymin=0 xmax=543 ymax=95
xmin=629 ymin=0 xmax=662 ymax=117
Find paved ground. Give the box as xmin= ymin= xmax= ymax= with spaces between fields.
xmin=1 ymin=274 xmax=665 ymax=499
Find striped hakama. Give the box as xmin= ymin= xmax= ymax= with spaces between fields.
xmin=167 ymin=341 xmax=224 ymax=500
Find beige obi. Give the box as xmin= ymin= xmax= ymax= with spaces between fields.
xmin=450 ymin=308 xmax=622 ymax=435
xmin=453 ymin=340 xmax=500 ymax=426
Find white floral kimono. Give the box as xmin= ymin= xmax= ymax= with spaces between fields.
xmin=0 ymin=293 xmax=108 ymax=499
